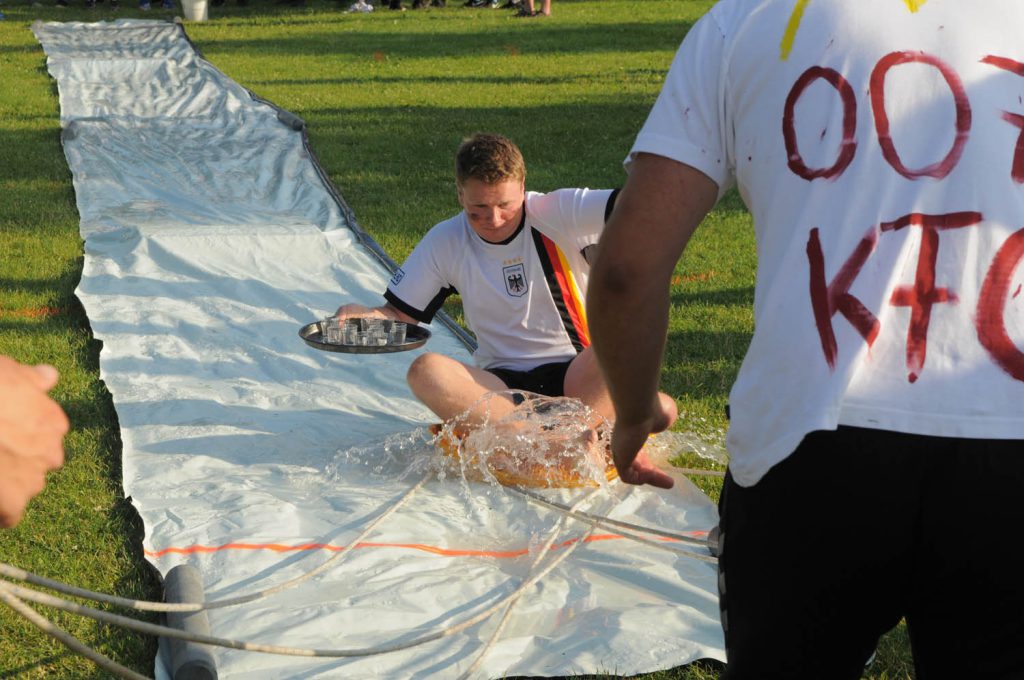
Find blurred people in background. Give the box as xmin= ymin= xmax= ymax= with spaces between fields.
xmin=516 ymin=0 xmax=547 ymax=16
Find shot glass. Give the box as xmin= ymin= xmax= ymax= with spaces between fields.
xmin=322 ymin=316 xmax=343 ymax=344
xmin=342 ymin=319 xmax=359 ymax=345
xmin=389 ymin=321 xmax=407 ymax=344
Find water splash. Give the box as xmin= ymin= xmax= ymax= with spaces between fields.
xmin=647 ymin=430 xmax=729 ymax=467
xmin=322 ymin=392 xmax=728 ymax=494
xmin=324 ymin=429 xmax=436 ymax=482
xmin=433 ymin=391 xmax=617 ymax=490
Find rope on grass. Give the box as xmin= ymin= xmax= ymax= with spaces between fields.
xmin=0 ymin=582 xmax=148 ymax=680
xmin=0 ymin=471 xmax=432 ymax=615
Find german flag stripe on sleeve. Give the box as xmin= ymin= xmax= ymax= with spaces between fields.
xmin=531 ymin=228 xmax=590 ymax=351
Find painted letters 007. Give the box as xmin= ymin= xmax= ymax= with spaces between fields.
xmin=785 ymin=52 xmax=983 ymax=183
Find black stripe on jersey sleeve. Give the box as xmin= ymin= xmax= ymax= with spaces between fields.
xmin=530 ymin=228 xmax=586 ymax=353
xmin=384 ymin=287 xmax=456 ymax=324
xmin=603 ymin=188 xmax=622 ymax=222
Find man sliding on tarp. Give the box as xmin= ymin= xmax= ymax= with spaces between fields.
xmin=334 ymin=133 xmax=676 ymax=487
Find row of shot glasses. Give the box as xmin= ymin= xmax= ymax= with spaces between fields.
xmin=321 ymin=316 xmax=407 ymax=346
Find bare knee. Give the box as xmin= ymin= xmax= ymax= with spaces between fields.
xmin=658 ymin=392 xmax=679 ymax=425
xmin=407 ymin=352 xmax=448 ymax=394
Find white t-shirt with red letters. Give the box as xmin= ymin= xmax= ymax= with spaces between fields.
xmin=631 ymin=0 xmax=1024 ymax=485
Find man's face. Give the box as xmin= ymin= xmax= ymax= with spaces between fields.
xmin=457 ymin=177 xmax=525 ymax=243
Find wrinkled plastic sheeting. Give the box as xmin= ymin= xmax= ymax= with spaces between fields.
xmin=33 ymin=19 xmax=725 ymax=678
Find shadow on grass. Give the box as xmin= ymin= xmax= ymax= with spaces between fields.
xmin=297 ymin=97 xmax=680 ymax=337
xmin=0 ymin=126 xmax=70 ymax=182
xmin=0 ymin=652 xmax=75 ymax=678
xmin=0 ymin=277 xmax=72 ymax=301
xmin=194 ymin=21 xmax=694 ymax=59
xmin=663 ymin=328 xmax=749 ymax=402
xmin=247 ymin=68 xmax=665 ymax=87
xmin=0 ymin=129 xmax=75 ymax=240
xmin=0 ymin=42 xmax=45 ymax=56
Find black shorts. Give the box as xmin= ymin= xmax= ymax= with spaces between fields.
xmin=717 ymin=426 xmax=1024 ymax=679
xmin=485 ymin=359 xmax=573 ymax=398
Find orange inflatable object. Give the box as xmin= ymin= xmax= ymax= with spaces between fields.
xmin=430 ymin=423 xmax=620 ymax=489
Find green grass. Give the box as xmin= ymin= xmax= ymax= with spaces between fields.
xmin=0 ymin=1 xmax=913 ymax=677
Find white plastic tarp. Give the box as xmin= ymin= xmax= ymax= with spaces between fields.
xmin=32 ymin=19 xmax=725 ymax=678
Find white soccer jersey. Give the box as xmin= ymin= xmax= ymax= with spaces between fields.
xmin=631 ymin=0 xmax=1024 ymax=486
xmin=385 ymin=188 xmax=615 ymax=371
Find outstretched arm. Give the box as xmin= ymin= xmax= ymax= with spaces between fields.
xmin=334 ymin=302 xmax=418 ymax=325
xmin=0 ymin=357 xmax=69 ymax=528
xmin=587 ymin=153 xmax=718 ymax=487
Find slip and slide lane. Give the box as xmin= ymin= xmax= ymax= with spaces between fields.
xmin=18 ymin=19 xmax=725 ymax=678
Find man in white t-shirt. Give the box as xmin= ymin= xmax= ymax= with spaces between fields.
xmin=589 ymin=1 xmax=1024 ymax=676
xmin=338 ymin=133 xmax=676 ymax=452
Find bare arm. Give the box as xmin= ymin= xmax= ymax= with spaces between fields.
xmin=0 ymin=357 xmax=69 ymax=528
xmin=587 ymin=153 xmax=718 ymax=487
xmin=334 ymin=302 xmax=418 ymax=325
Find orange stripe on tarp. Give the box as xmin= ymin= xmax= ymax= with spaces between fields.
xmin=144 ymin=532 xmax=709 ymax=559
xmin=539 ymin=235 xmax=589 ymax=347
xmin=0 ymin=306 xmax=65 ymax=319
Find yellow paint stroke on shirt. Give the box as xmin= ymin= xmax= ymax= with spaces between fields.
xmin=903 ymin=0 xmax=927 ymax=12
xmin=780 ymin=0 xmax=811 ymax=61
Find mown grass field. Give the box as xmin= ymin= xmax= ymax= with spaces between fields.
xmin=0 ymin=0 xmax=913 ymax=677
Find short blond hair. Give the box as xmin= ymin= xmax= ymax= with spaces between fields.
xmin=455 ymin=133 xmax=526 ymax=186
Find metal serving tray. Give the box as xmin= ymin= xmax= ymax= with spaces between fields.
xmin=298 ymin=320 xmax=431 ymax=354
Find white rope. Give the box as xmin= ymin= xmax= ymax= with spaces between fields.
xmin=603 ymin=525 xmax=717 ymax=564
xmin=510 ymin=487 xmax=718 ymax=563
xmin=0 ymin=471 xmax=432 ymax=615
xmin=458 ymin=600 xmax=518 ymax=680
xmin=1 ymin=510 xmax=602 ymax=659
xmin=0 ymin=581 xmax=150 ymax=680
xmin=0 ymin=463 xmax=713 ymax=676
xmin=0 ymin=470 xmax=607 ymax=680
xmin=512 ymin=486 xmax=710 ymax=544
xmin=457 ymin=490 xmax=600 ymax=680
